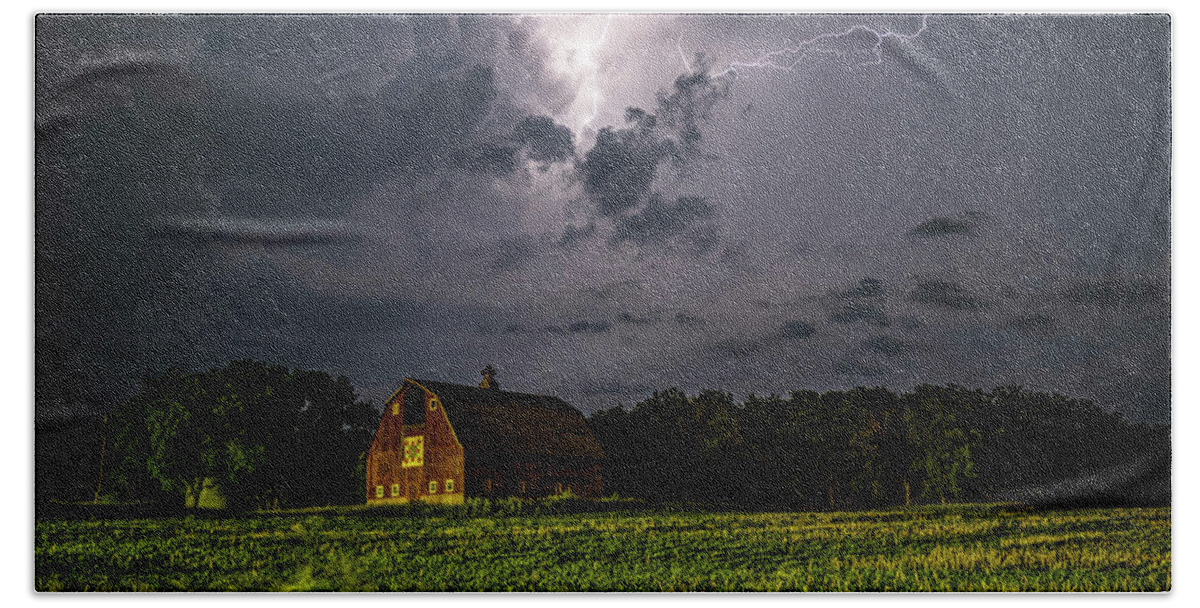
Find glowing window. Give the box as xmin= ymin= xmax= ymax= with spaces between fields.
xmin=445 ymin=479 xmax=454 ymax=492
xmin=375 ymin=485 xmax=384 ymax=498
xmin=392 ymin=401 xmax=399 ymax=416
xmin=429 ymin=481 xmax=438 ymax=494
xmin=429 ymin=397 xmax=439 ymax=411
xmin=391 ymin=483 xmax=400 ymax=497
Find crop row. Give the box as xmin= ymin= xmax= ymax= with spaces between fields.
xmin=35 ymin=503 xmax=1170 ymax=592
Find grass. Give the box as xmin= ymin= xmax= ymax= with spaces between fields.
xmin=35 ymin=502 xmax=1170 ymax=592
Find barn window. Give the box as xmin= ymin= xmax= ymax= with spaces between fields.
xmin=429 ymin=397 xmax=440 ymax=411
xmin=391 ymin=483 xmax=400 ymax=497
xmin=445 ymin=479 xmax=454 ymax=492
xmin=375 ymin=485 xmax=384 ymax=498
xmin=428 ymin=481 xmax=438 ymax=494
xmin=392 ymin=401 xmax=399 ymax=416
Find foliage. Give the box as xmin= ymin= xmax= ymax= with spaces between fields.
xmin=35 ymin=504 xmax=1170 ymax=591
xmin=590 ymin=383 xmax=1163 ymax=510
xmin=108 ymin=360 xmax=376 ymax=509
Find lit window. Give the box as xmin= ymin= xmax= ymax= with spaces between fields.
xmin=445 ymin=479 xmax=454 ymax=492
xmin=391 ymin=483 xmax=400 ymax=497
xmin=429 ymin=397 xmax=439 ymax=411
xmin=429 ymin=481 xmax=438 ymax=494
xmin=392 ymin=402 xmax=399 ymax=416
xmin=375 ymin=485 xmax=384 ymax=498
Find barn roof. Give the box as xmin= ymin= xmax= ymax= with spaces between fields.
xmin=405 ymin=379 xmax=604 ymax=461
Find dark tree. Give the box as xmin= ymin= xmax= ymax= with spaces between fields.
xmin=589 ymin=382 xmax=1164 ymax=511
xmin=110 ymin=360 xmax=376 ymax=509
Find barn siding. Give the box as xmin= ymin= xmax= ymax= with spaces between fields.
xmin=368 ymin=379 xmax=602 ymax=504
xmin=367 ymin=385 xmax=464 ymax=505
xmin=464 ymin=451 xmax=602 ymax=499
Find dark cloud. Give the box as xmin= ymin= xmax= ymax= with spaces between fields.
xmin=35 ymin=15 xmax=556 ymax=412
xmin=909 ymin=215 xmax=976 ymax=237
xmin=834 ymin=358 xmax=881 ymax=377
xmin=545 ymin=320 xmax=613 ymax=335
xmin=581 ymin=280 xmax=643 ymax=302
xmin=711 ymin=337 xmax=766 ymax=360
xmin=840 ymin=278 xmax=885 ymax=299
xmin=864 ymin=335 xmax=912 ymax=356
xmin=910 ymin=280 xmax=988 ymax=311
xmin=1064 ymin=278 xmax=1167 ymax=308
xmin=830 ymin=303 xmax=890 ymax=326
xmin=617 ymin=312 xmax=656 ymax=325
xmin=152 ymin=217 xmax=358 ymax=246
xmin=490 ymin=237 xmax=540 ymax=272
xmin=513 ymin=115 xmax=575 ymax=164
xmin=34 ymin=15 xmax=1171 ymax=423
xmin=612 ymin=195 xmax=715 ymax=247
xmin=654 ymin=56 xmax=730 ymax=162
xmin=569 ymin=320 xmax=613 ymax=334
xmin=575 ymin=63 xmax=730 ymax=250
xmin=209 ymin=60 xmax=513 ymax=214
xmin=579 ymin=110 xmax=672 ymax=217
xmin=779 ymin=320 xmax=816 ymax=340
xmin=829 ymin=278 xmax=889 ymax=325
xmin=560 ymin=223 xmax=598 ymax=248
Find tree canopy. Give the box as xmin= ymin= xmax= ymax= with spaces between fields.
xmin=108 ymin=360 xmax=377 ymax=509
xmin=589 ymin=383 xmax=1164 ymax=510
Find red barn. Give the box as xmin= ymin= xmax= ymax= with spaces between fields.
xmin=366 ymin=370 xmax=603 ymax=505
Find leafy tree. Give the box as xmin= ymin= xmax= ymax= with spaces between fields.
xmin=903 ymin=385 xmax=980 ymax=504
xmin=111 ymin=360 xmax=375 ymax=509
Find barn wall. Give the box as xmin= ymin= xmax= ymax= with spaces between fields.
xmin=366 ymin=384 xmax=464 ymax=505
xmin=465 ymin=452 xmax=602 ymax=498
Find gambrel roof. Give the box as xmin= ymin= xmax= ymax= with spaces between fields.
xmin=405 ymin=379 xmax=604 ymax=461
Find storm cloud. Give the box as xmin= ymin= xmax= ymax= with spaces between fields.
xmin=910 ymin=280 xmax=988 ymax=312
xmin=574 ymin=63 xmax=730 ymax=251
xmin=36 ymin=14 xmax=1171 ymax=423
xmin=909 ymin=215 xmax=977 ymax=238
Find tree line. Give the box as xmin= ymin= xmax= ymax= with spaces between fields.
xmin=588 ymin=384 xmax=1168 ymax=510
xmin=38 ymin=360 xmax=1166 ymax=512
xmin=94 ymin=360 xmax=378 ymax=510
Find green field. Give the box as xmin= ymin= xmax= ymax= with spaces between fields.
xmin=35 ymin=503 xmax=1170 ymax=592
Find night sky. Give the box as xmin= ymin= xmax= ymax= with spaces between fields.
xmin=35 ymin=14 xmax=1171 ymax=423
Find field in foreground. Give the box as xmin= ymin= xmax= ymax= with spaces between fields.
xmin=36 ymin=503 xmax=1170 ymax=592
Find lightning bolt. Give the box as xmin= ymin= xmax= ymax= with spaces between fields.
xmin=579 ymin=15 xmax=614 ymax=134
xmin=711 ymin=15 xmax=930 ymax=78
xmin=677 ymin=38 xmax=692 ymax=72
